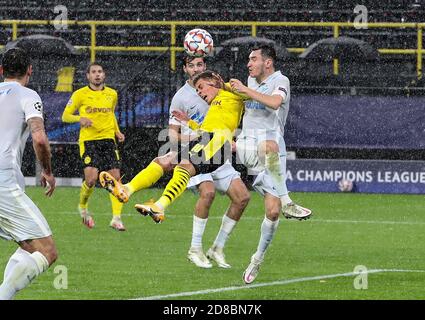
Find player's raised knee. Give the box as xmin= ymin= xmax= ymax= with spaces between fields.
xmin=85 ymin=179 xmax=97 ymax=188
xmin=40 ymin=242 xmax=58 ymax=266
xmin=264 ymin=140 xmax=279 ymax=154
xmin=47 ymin=246 xmax=58 ymax=266
xmin=153 ymin=154 xmax=175 ymax=172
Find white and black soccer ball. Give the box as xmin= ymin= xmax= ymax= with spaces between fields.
xmin=184 ymin=28 xmax=214 ymax=57
xmin=338 ymin=179 xmax=354 ymax=192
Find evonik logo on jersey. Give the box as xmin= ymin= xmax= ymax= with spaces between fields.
xmin=211 ymin=100 xmax=221 ymax=106
xmin=85 ymin=106 xmax=113 ymax=113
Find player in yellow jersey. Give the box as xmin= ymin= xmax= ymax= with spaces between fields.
xmin=135 ymin=70 xmax=248 ymax=223
xmin=99 ymin=58 xmax=251 ymax=269
xmin=61 ymin=62 xmax=126 ymax=231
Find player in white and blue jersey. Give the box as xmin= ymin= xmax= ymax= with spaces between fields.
xmin=0 ymin=48 xmax=57 ymax=299
xmin=230 ymin=44 xmax=312 ymax=284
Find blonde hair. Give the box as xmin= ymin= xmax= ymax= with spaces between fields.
xmin=193 ymin=70 xmax=223 ymax=88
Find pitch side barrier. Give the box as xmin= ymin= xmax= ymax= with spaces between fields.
xmin=40 ymin=92 xmax=425 ymax=150
xmin=285 ymin=159 xmax=425 ymax=194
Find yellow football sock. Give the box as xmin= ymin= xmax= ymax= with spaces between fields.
xmin=157 ymin=166 xmax=191 ymax=209
xmin=79 ymin=181 xmax=95 ymax=209
xmin=125 ymin=161 xmax=164 ymax=195
xmin=110 ymin=193 xmax=123 ymax=218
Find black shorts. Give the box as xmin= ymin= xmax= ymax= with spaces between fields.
xmin=182 ymin=132 xmax=233 ymax=175
xmin=80 ymin=139 xmax=121 ymax=170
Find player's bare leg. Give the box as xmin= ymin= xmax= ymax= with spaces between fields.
xmin=207 ymin=178 xmax=250 ymax=268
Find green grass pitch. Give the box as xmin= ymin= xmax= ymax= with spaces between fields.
xmin=1 ymin=187 xmax=424 ymax=300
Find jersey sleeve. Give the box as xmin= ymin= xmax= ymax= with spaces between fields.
xmin=62 ymin=91 xmax=81 ymax=123
xmin=169 ymin=94 xmax=186 ymax=126
xmin=224 ymin=82 xmax=250 ymax=101
xmin=112 ymin=89 xmax=118 ymax=111
xmin=113 ymin=91 xmax=120 ymax=132
xmin=271 ymin=77 xmax=289 ymax=102
xmin=22 ymin=90 xmax=44 ymax=122
xmin=187 ymin=119 xmax=201 ymax=130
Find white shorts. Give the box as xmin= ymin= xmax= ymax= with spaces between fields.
xmin=0 ymin=185 xmax=52 ymax=242
xmin=236 ymin=132 xmax=288 ymax=198
xmin=187 ymin=161 xmax=241 ymax=194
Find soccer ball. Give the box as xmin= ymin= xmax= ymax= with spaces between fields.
xmin=338 ymin=179 xmax=354 ymax=192
xmin=183 ymin=28 xmax=214 ymax=57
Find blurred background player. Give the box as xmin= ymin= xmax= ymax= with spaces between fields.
xmin=100 ymin=55 xmax=250 ymax=269
xmin=230 ymin=44 xmax=312 ymax=284
xmin=0 ymin=48 xmax=57 ymax=299
xmin=62 ymin=62 xmax=126 ymax=231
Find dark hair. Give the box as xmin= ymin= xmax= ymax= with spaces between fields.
xmin=1 ymin=48 xmax=31 ymax=78
xmin=193 ymin=70 xmax=223 ymax=87
xmin=180 ymin=53 xmax=206 ymax=68
xmin=86 ymin=62 xmax=104 ymax=74
xmin=251 ymin=44 xmax=277 ymax=64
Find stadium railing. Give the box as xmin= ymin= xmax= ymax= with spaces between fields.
xmin=0 ymin=19 xmax=424 ymax=78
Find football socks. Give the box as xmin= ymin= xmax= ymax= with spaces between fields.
xmin=156 ymin=165 xmax=191 ymax=210
xmin=125 ymin=161 xmax=164 ymax=195
xmin=79 ymin=180 xmax=95 ymax=209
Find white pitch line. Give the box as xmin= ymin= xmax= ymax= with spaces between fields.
xmin=309 ymin=219 xmax=425 ymax=226
xmin=133 ymin=269 xmax=425 ymax=300
xmin=53 ymin=211 xmax=425 ymax=225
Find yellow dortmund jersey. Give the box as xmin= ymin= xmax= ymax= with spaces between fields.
xmin=63 ymin=86 xmax=118 ymax=142
xmin=200 ymin=83 xmax=247 ymax=140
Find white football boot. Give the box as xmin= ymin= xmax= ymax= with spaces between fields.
xmin=243 ymin=255 xmax=263 ymax=284
xmin=206 ymin=246 xmax=231 ymax=269
xmin=187 ymin=247 xmax=212 ymax=269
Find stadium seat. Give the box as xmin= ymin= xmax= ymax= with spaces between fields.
xmin=55 ymin=66 xmax=75 ymax=92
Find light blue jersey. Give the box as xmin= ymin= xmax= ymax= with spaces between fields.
xmin=237 ymin=70 xmax=291 ymax=197
xmin=169 ymin=81 xmax=209 ymax=145
xmin=242 ymin=71 xmax=290 ymax=138
xmin=0 ymin=81 xmax=52 ymax=242
xmin=0 ymin=82 xmax=43 ymax=189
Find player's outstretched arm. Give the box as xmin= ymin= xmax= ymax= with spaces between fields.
xmin=61 ymin=107 xmax=81 ymax=123
xmin=62 ymin=93 xmax=81 ymax=123
xmin=171 ymin=110 xmax=190 ymax=123
xmin=230 ymin=78 xmax=283 ymax=109
xmin=172 ymin=110 xmax=200 ymax=131
xmin=62 ymin=93 xmax=92 ymax=126
xmin=28 ymin=117 xmax=56 ymax=196
xmin=62 ymin=108 xmax=92 ymax=127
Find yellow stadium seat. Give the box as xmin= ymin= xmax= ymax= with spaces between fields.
xmin=55 ymin=66 xmax=75 ymax=92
